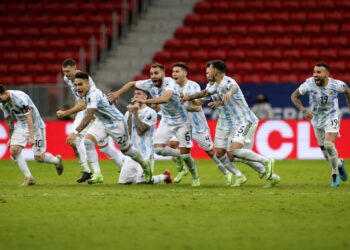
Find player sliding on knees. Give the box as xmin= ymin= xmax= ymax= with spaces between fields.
xmin=119 ymin=88 xmax=172 ymax=184
xmin=67 ymin=72 xmax=152 ymax=182
xmin=0 ymin=85 xmax=63 ymax=186
xmin=183 ymin=60 xmax=280 ymax=188
xmin=291 ymin=62 xmax=349 ymax=187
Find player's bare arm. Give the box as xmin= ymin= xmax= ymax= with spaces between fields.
xmin=67 ymin=108 xmax=96 ymax=145
xmin=343 ymin=85 xmax=350 ymax=112
xmin=183 ymin=89 xmax=209 ymax=102
xmin=222 ymin=84 xmax=238 ymax=103
xmin=208 ymin=100 xmax=224 ymax=108
xmin=149 ymin=104 xmax=160 ymax=112
xmin=25 ymin=112 xmax=35 ymax=146
xmin=133 ymin=111 xmax=150 ymax=136
xmin=186 ymin=102 xmax=202 ymax=112
xmin=107 ymin=81 xmax=136 ymax=102
xmin=5 ymin=116 xmax=14 ymax=146
xmin=291 ymin=89 xmax=314 ymax=119
xmin=56 ymin=101 xmax=86 ymax=118
xmin=136 ymin=90 xmax=173 ymax=105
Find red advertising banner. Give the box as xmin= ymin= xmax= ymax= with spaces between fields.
xmin=0 ymin=120 xmax=349 ymax=160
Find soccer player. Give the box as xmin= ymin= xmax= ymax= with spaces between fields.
xmin=58 ymin=59 xmax=124 ymax=184
xmin=183 ymin=60 xmax=280 ymax=188
xmin=67 ymin=71 xmax=152 ymax=182
xmin=170 ymin=62 xmax=236 ymax=185
xmin=0 ymin=85 xmax=63 ymax=186
xmin=108 ymin=63 xmax=200 ymax=187
xmin=291 ymin=62 xmax=349 ymax=187
xmin=119 ymin=88 xmax=172 ymax=184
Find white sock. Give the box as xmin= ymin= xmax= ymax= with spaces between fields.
xmin=269 ymin=173 xmax=279 ymax=180
xmin=324 ymin=141 xmax=339 ymax=175
xmin=124 ymin=146 xmax=147 ymax=169
xmin=152 ymin=174 xmax=166 ymax=184
xmin=74 ymin=138 xmax=91 ymax=173
xmin=155 ymin=146 xmax=181 ymax=157
xmin=85 ymin=139 xmax=102 ymax=175
xmin=181 ymin=153 xmax=199 ymax=178
xmin=14 ymin=154 xmax=32 ymax=177
xmin=231 ymin=148 xmax=268 ymax=165
xmin=235 ymin=157 xmax=266 ymax=175
xmin=100 ymin=144 xmax=124 ymax=171
xmin=219 ymin=155 xmax=242 ymax=176
xmin=212 ymin=154 xmax=228 ymax=174
xmin=43 ymin=152 xmax=60 ymax=164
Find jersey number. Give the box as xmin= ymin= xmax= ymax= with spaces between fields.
xmin=35 ymin=139 xmax=43 ymax=148
xmin=185 ymin=132 xmax=192 ymax=142
xmin=117 ymin=135 xmax=127 ymax=145
xmin=321 ymin=95 xmax=328 ymax=104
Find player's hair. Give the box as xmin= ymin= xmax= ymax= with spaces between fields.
xmin=151 ymin=63 xmax=165 ymax=71
xmin=173 ymin=62 xmax=189 ymax=72
xmin=0 ymin=85 xmax=6 ymax=94
xmin=75 ymin=71 xmax=89 ymax=80
xmin=135 ymin=87 xmax=150 ymax=98
xmin=315 ymin=62 xmax=330 ymax=72
xmin=208 ymin=60 xmax=226 ymax=73
xmin=62 ymin=58 xmax=77 ymax=68
xmin=205 ymin=61 xmax=213 ymax=68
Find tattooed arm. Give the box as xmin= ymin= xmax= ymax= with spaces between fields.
xmin=133 ymin=111 xmax=150 ymax=136
xmin=76 ymin=108 xmax=96 ymax=132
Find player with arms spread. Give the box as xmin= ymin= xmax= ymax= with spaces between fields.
xmin=291 ymin=62 xmax=349 ymax=187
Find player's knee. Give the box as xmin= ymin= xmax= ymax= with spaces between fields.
xmin=71 ymin=136 xmax=82 ymax=146
xmin=84 ymin=139 xmax=95 ymax=150
xmin=230 ymin=148 xmax=241 ymax=157
xmin=10 ymin=147 xmax=21 ymax=158
xmin=35 ymin=154 xmax=44 ymax=163
xmin=215 ymin=150 xmax=226 ymax=158
xmin=324 ymin=141 xmax=334 ymax=151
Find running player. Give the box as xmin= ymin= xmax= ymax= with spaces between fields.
xmin=291 ymin=62 xmax=349 ymax=187
xmin=0 ymin=85 xmax=63 ymax=186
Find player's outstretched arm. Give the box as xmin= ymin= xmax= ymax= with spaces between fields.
xmin=56 ymin=101 xmax=86 ymax=118
xmin=291 ymin=89 xmax=313 ymax=119
xmin=183 ymin=89 xmax=210 ymax=102
xmin=343 ymin=85 xmax=350 ymax=112
xmin=107 ymin=81 xmax=136 ymax=102
xmin=138 ymin=90 xmax=173 ymax=105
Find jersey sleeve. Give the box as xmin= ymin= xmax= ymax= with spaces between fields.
xmin=16 ymin=95 xmax=32 ymax=115
xmin=86 ymin=92 xmax=98 ymax=109
xmin=298 ymin=82 xmax=309 ymax=95
xmin=335 ymin=80 xmax=347 ymax=93
xmin=141 ymin=109 xmax=157 ymax=127
xmin=0 ymin=104 xmax=8 ymax=118
xmin=124 ymin=111 xmax=129 ymax=122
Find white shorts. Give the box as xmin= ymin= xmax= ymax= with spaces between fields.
xmin=119 ymin=157 xmax=155 ymax=184
xmin=10 ymin=125 xmax=46 ymax=156
xmin=231 ymin=121 xmax=257 ymax=149
xmin=313 ymin=121 xmax=340 ymax=145
xmin=214 ymin=127 xmax=234 ymax=150
xmin=104 ymin=120 xmax=131 ymax=151
xmin=155 ymin=121 xmax=193 ymax=148
xmin=193 ymin=130 xmax=213 ymax=151
xmin=85 ymin=119 xmax=109 ymax=147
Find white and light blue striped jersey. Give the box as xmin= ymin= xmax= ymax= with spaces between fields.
xmin=0 ymin=90 xmax=45 ymax=130
xmin=84 ymin=87 xmax=125 ymax=128
xmin=298 ymin=77 xmax=347 ymax=128
xmin=205 ymin=82 xmax=236 ymax=131
xmin=216 ymin=76 xmax=258 ymax=126
xmin=125 ymin=106 xmax=157 ymax=160
xmin=136 ymin=77 xmax=188 ymax=125
xmin=180 ymin=80 xmax=209 ymax=133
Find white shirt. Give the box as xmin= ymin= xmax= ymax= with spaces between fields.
xmin=298 ymin=77 xmax=347 ymax=128
xmin=83 ymin=87 xmax=124 ymax=128
xmin=136 ymin=77 xmax=188 ymax=125
xmin=0 ymin=90 xmax=45 ymax=130
xmin=180 ymin=80 xmax=209 ymax=133
xmin=125 ymin=106 xmax=157 ymax=160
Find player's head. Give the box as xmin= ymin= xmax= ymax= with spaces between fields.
xmin=313 ymin=62 xmax=330 ymax=86
xmin=207 ymin=60 xmax=226 ymax=82
xmin=0 ymin=85 xmax=10 ymax=103
xmin=62 ymin=58 xmax=77 ymax=81
xmin=74 ymin=71 xmax=90 ymax=97
xmin=150 ymin=63 xmax=165 ymax=87
xmin=172 ymin=62 xmax=188 ymax=85
xmin=134 ymin=88 xmax=150 ymax=102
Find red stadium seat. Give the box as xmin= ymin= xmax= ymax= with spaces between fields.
xmin=272 ymin=62 xmax=290 ymax=73
xmin=254 ymin=62 xmax=272 ymax=72
xmin=280 ymin=74 xmax=299 ymax=83
xmin=282 ymin=49 xmax=301 ymax=59
xmin=292 ymin=37 xmax=310 ymax=48
xmin=300 ymin=49 xmax=320 ymax=60
xmin=242 ymin=74 xmax=261 ymax=83
xmin=235 ymin=62 xmax=253 ymax=74
xmin=246 ymin=50 xmax=264 ymax=60
xmin=164 ymin=39 xmax=181 ymax=50
xmin=261 ymin=75 xmax=280 ymax=83
xmin=263 ymin=49 xmax=282 ymax=59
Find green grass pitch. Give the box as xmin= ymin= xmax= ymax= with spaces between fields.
xmin=0 ymin=159 xmax=349 ymax=250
